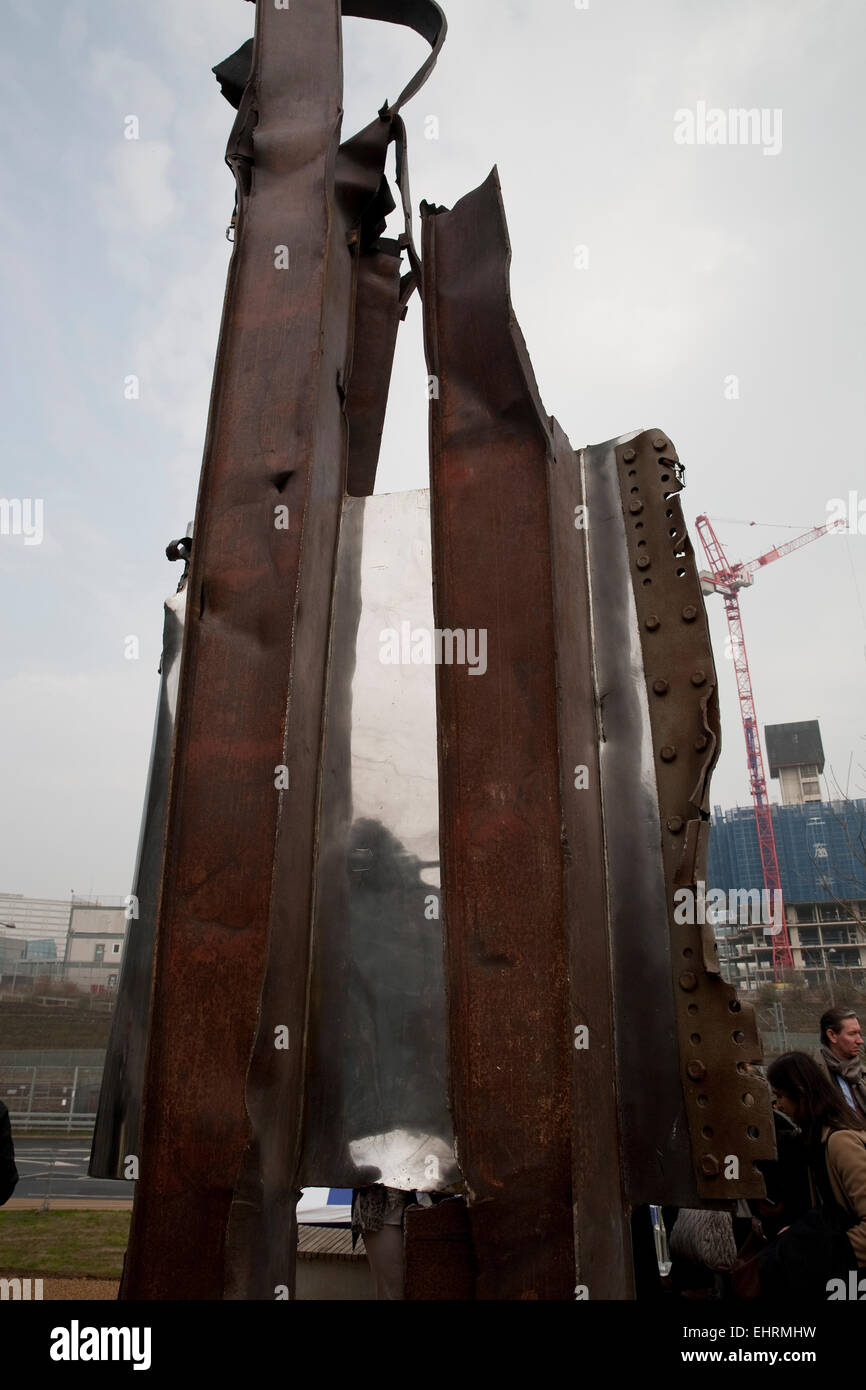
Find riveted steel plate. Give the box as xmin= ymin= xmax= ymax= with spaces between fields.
xmin=610 ymin=428 xmax=776 ymax=1200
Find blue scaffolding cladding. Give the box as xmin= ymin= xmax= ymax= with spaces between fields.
xmin=707 ymin=800 xmax=866 ymax=902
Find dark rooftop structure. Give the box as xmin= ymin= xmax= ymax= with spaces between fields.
xmin=765 ymin=720 xmax=825 ymax=779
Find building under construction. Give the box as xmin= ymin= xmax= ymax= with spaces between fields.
xmin=710 ymin=721 xmax=866 ymax=992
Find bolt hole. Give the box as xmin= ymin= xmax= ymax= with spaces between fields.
xmin=732 ymin=1030 xmax=745 ymax=1044
xmin=665 ymin=509 xmax=674 ymax=518
xmin=697 ymin=1094 xmax=709 ymax=1107
xmin=630 ymin=487 xmax=639 ymax=494
xmin=676 ymin=568 xmax=686 ymax=577
xmin=701 ymin=1125 xmax=713 ymax=1138
xmin=643 ymin=578 xmax=652 ymax=586
xmin=661 ymin=473 xmax=670 ymax=482
xmin=742 ymin=1092 xmax=755 ymax=1107
xmin=683 ymin=947 xmax=693 ymax=957
xmin=690 ymin=1033 xmax=701 ymax=1045
xmin=747 ymin=1125 xmax=760 ymax=1140
xmin=728 ymin=1000 xmax=741 ymax=1013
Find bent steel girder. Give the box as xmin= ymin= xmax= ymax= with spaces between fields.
xmin=601 ymin=428 xmax=776 ymax=1199
xmin=122 ymin=0 xmax=444 ymax=1301
xmin=547 ymin=422 xmax=633 ymax=1298
xmin=224 ymin=3 xmax=446 ymax=1304
xmin=422 ymin=170 xmax=582 ymax=1300
xmin=421 ymin=170 xmax=774 ymax=1299
xmin=89 ymin=567 xmax=187 ymax=1181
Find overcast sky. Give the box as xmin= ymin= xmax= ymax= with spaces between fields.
xmin=2 ymin=0 xmax=864 ymax=902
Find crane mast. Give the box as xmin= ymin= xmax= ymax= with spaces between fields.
xmin=696 ymin=514 xmax=841 ymax=979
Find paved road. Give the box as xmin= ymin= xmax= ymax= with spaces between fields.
xmin=10 ymin=1138 xmax=132 ymax=1202
xmin=7 ymin=1140 xmax=351 ymax=1221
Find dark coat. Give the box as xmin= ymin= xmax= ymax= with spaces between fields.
xmin=0 ymin=1100 xmax=19 ymax=1205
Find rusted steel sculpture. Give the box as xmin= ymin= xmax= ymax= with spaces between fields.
xmin=99 ymin=0 xmax=775 ymax=1301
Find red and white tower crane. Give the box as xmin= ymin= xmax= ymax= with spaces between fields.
xmin=696 ymin=516 xmax=843 ymax=980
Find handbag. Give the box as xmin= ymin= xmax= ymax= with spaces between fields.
xmin=757 ymin=1136 xmax=857 ymax=1300
xmin=669 ymin=1208 xmax=737 ymax=1271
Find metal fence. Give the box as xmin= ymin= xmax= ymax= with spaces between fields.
xmin=0 ymin=1007 xmax=843 ymax=1137
xmin=1 ymin=1060 xmax=104 ymax=1132
xmin=756 ymin=1030 xmax=817 ymax=1058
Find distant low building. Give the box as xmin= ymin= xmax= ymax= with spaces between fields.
xmin=0 ymin=931 xmax=55 ymax=985
xmin=0 ymin=892 xmax=71 ymax=954
xmin=64 ymin=905 xmax=128 ymax=991
xmin=0 ymin=934 xmax=25 ymax=975
xmin=24 ymin=938 xmax=57 ymax=961
xmin=0 ymin=893 xmax=128 ymax=993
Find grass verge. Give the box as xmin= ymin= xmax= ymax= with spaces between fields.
xmin=0 ymin=1210 xmax=129 ymax=1279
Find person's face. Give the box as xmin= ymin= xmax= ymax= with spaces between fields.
xmin=827 ymin=1017 xmax=863 ymax=1061
xmin=772 ymin=1089 xmax=800 ymax=1123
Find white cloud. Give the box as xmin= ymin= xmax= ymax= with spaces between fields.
xmin=97 ymin=139 xmax=179 ymax=235
xmin=89 ymin=48 xmax=177 ymax=134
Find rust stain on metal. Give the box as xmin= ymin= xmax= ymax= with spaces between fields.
xmin=614 ymin=429 xmax=776 ymax=1200
xmin=123 ymin=0 xmax=446 ymax=1300
xmin=423 ymin=169 xmax=575 ymax=1300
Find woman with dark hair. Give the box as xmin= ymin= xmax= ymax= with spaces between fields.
xmin=761 ymin=1051 xmax=866 ymax=1296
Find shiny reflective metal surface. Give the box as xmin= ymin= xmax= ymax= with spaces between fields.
xmin=584 ymin=432 xmax=698 ymax=1206
xmin=301 ymin=489 xmax=457 ymax=1191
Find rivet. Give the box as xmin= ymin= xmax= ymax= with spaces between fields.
xmin=653 ymin=436 xmax=667 ymax=451
xmin=691 ymin=670 xmax=707 ymax=687
xmin=682 ymin=605 xmax=698 ymax=622
xmin=652 ymin=678 xmax=669 ymax=695
xmin=645 ymin=615 xmax=660 ymax=631
xmin=660 ymin=745 xmax=677 ymax=762
xmin=637 ymin=555 xmax=651 ymax=570
xmin=667 ymin=817 xmax=684 ymax=834
xmin=623 ymin=447 xmax=636 ymax=462
xmin=679 ymin=971 xmax=697 ymax=991
xmin=694 ymin=734 xmax=708 ymax=751
xmin=687 ymin=1060 xmax=707 ymax=1081
xmin=701 ymin=1154 xmax=720 ymax=1177
xmin=629 ymin=500 xmax=643 ymax=514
